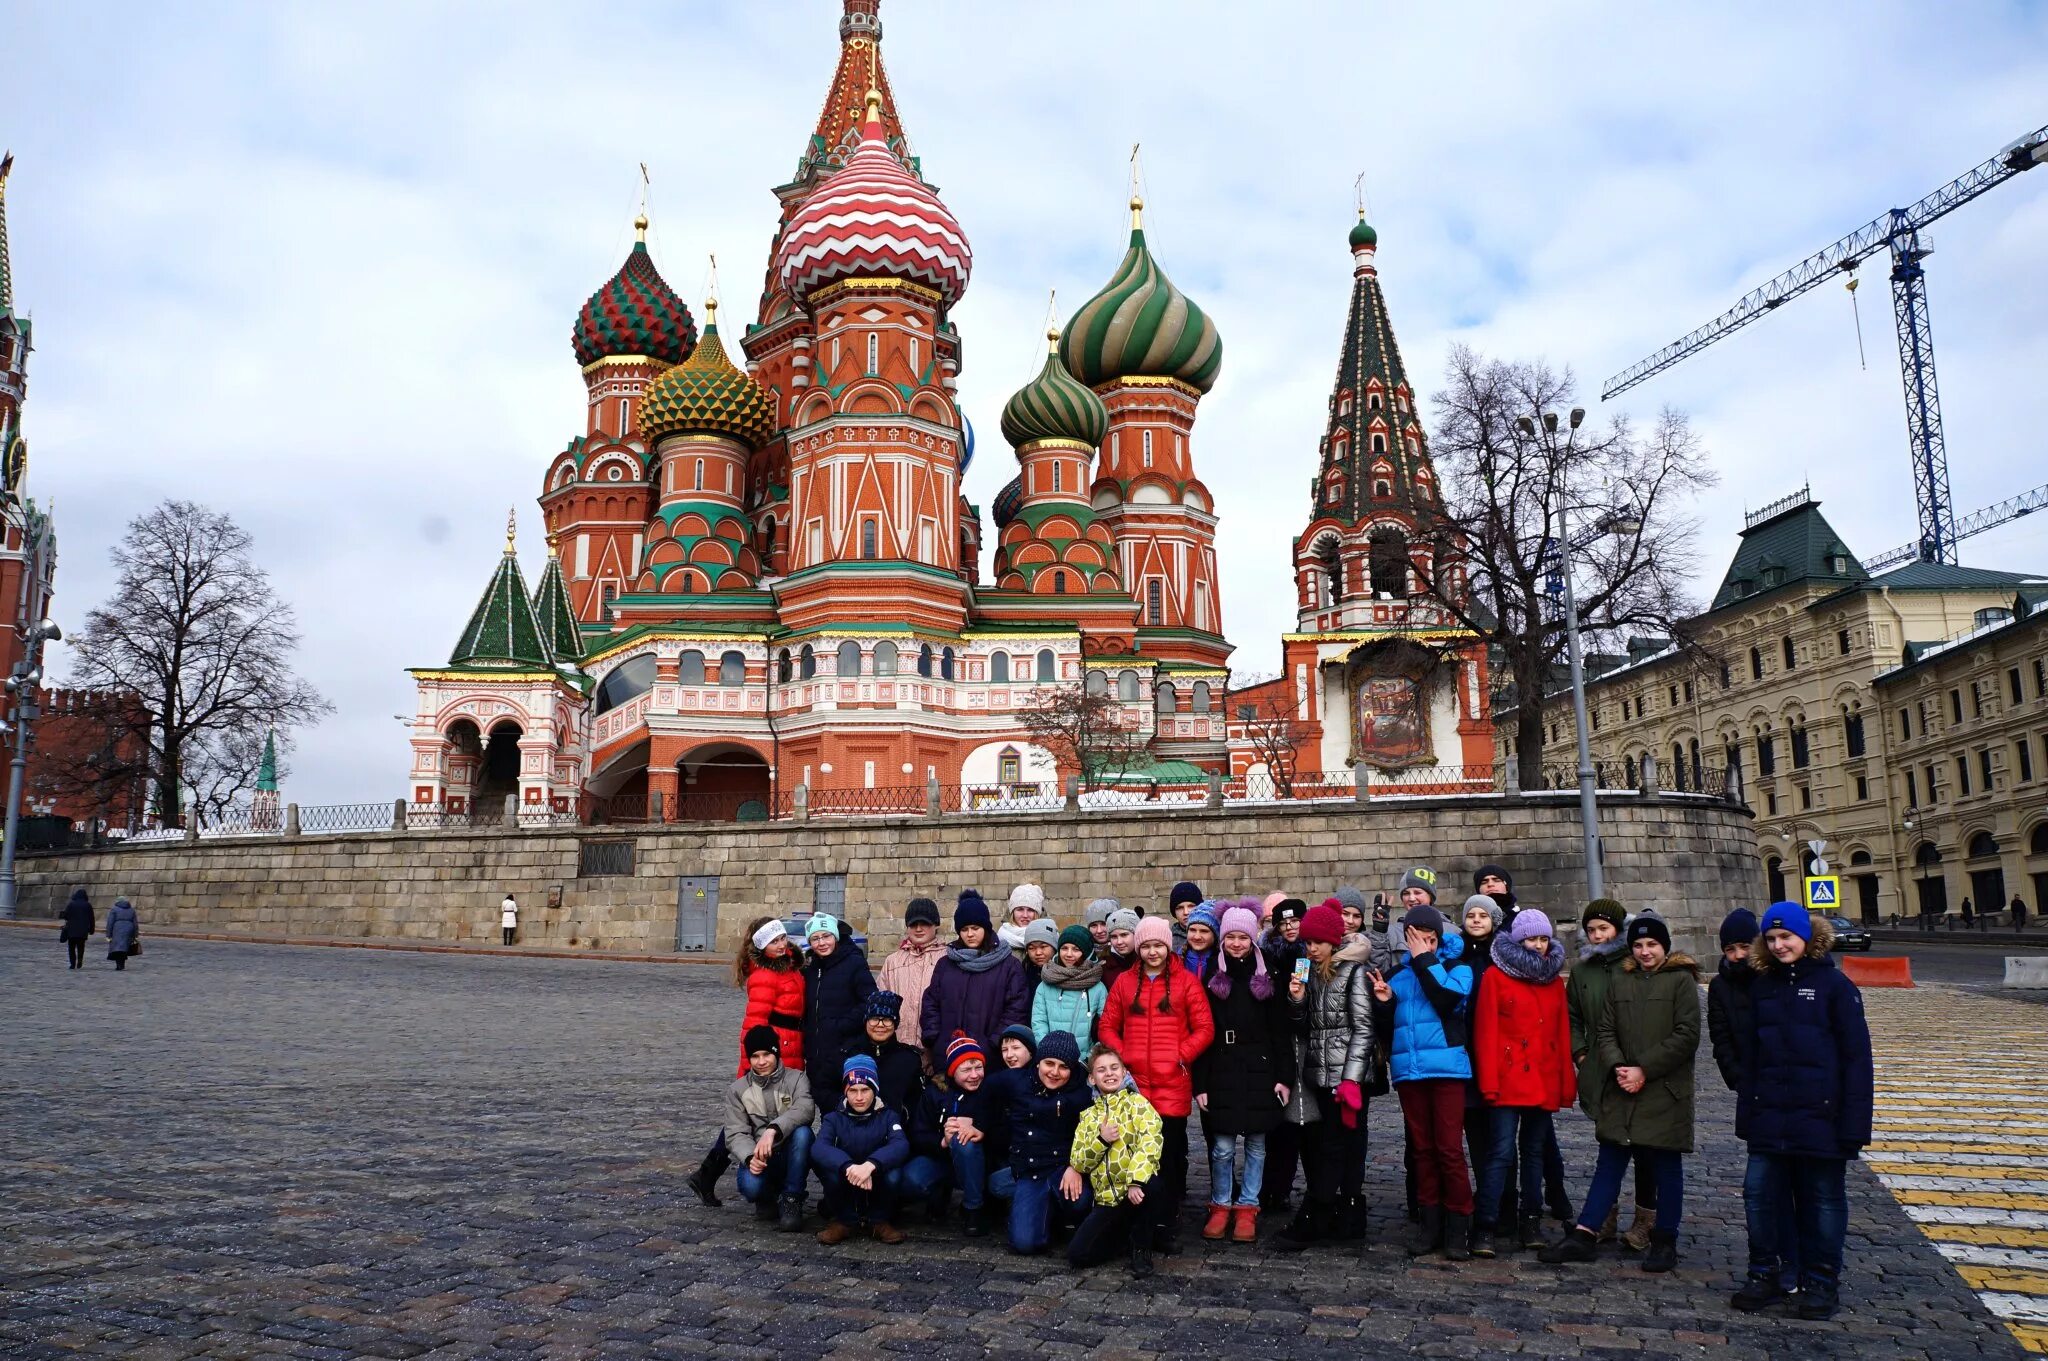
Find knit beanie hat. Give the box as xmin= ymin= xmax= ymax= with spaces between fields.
xmin=1218 ymin=904 xmax=1262 ymax=942
xmin=864 ymin=990 xmax=903 ymax=1021
xmin=1023 ymin=918 xmax=1060 ymax=950
xmin=944 ymin=1031 xmax=986 ymax=1077
xmin=1627 ymin=915 xmax=1672 ymax=952
xmin=1133 ymin=917 xmax=1173 ymax=949
xmin=1057 ymin=924 xmax=1095 ymax=955
xmin=1400 ymin=904 xmax=1446 ymax=937
xmin=1188 ymin=901 xmax=1222 ymax=935
xmin=1169 ymin=880 xmax=1204 ymax=910
xmin=904 ymin=897 xmax=941 ymax=928
xmin=1272 ymin=897 xmax=1308 ymax=924
xmin=1461 ymin=893 xmax=1504 ymax=933
xmin=1474 ymin=863 xmax=1513 ymax=894
xmin=803 ymin=912 xmax=839 ymax=941
xmin=1758 ymin=901 xmax=1813 ymax=943
xmin=955 ymin=892 xmax=993 ymax=933
xmin=751 ymin=919 xmax=789 ymax=952
xmin=997 ymin=1023 xmax=1038 ymax=1059
xmin=1261 ymin=890 xmax=1289 ymax=915
xmin=1332 ymin=885 xmax=1369 ymax=914
xmin=1106 ymin=908 xmax=1141 ymax=935
xmin=1582 ymin=898 xmax=1627 ymax=932
xmin=1508 ymin=909 xmax=1555 ymax=943
xmin=1720 ymin=907 xmax=1762 ymax=948
xmin=841 ymin=1053 xmax=881 ymax=1090
xmin=1399 ymin=866 xmax=1439 ymax=901
xmin=1083 ymin=897 xmax=1119 ymax=926
xmin=1036 ymin=1029 xmax=1082 ymax=1070
xmin=1299 ymin=900 xmax=1346 ymax=946
xmin=743 ymin=1024 xmax=781 ymax=1057
xmin=1007 ymin=883 xmax=1045 ymax=915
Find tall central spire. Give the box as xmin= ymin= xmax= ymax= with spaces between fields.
xmin=789 ymin=0 xmax=920 ymax=196
xmin=0 ymin=152 xmax=16 ymax=318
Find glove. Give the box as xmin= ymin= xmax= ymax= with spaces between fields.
xmin=1335 ymin=1079 xmax=1363 ymax=1129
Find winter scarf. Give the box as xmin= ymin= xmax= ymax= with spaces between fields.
xmin=1208 ymin=946 xmax=1273 ymax=1002
xmin=1490 ymin=932 xmax=1566 ymax=984
xmin=947 ymin=940 xmax=1015 ymax=974
xmin=1579 ymin=934 xmax=1629 ymax=966
xmin=1039 ymin=957 xmax=1105 ymax=991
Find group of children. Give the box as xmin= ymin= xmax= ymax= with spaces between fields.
xmin=690 ymin=868 xmax=1874 ymax=1318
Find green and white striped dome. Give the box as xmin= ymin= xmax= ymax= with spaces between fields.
xmin=1000 ymin=331 xmax=1109 ymax=448
xmin=1059 ymin=198 xmax=1222 ymax=394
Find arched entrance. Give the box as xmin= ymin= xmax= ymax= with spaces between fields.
xmin=676 ymin=742 xmax=772 ymax=822
xmin=475 ymin=720 xmax=523 ymax=811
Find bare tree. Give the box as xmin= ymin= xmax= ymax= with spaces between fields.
xmin=1414 ymin=346 xmax=1715 ymax=786
xmin=1016 ymin=683 xmax=1140 ymax=787
xmin=1225 ymin=671 xmax=1312 ymax=797
xmin=65 ymin=501 xmax=331 ymax=825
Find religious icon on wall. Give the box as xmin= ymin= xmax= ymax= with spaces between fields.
xmin=1345 ymin=641 xmax=1438 ymax=769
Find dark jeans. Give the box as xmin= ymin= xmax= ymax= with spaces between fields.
xmin=1067 ymin=1177 xmax=1161 ymax=1267
xmin=1476 ymin=1107 xmax=1553 ymax=1227
xmin=66 ymin=939 xmax=86 ymax=968
xmin=1303 ymin=1088 xmax=1367 ymax=1204
xmin=502 ymin=926 xmax=516 ymax=945
xmin=1261 ymin=1121 xmax=1302 ymax=1205
xmin=907 ymin=1137 xmax=990 ymax=1210
xmin=995 ymin=1165 xmax=1085 ymax=1253
xmin=1398 ymin=1079 xmax=1473 ymax=1214
xmin=819 ymin=1167 xmax=896 ymax=1226
xmin=1577 ymin=1142 xmax=1683 ymax=1235
xmin=1745 ymin=1152 xmax=1840 ymax=1288
xmin=1158 ymin=1115 xmax=1189 ymax=1213
xmin=734 ymin=1126 xmax=813 ymax=1204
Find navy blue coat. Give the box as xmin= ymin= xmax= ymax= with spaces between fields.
xmin=909 ymin=1079 xmax=1008 ymax=1163
xmin=802 ymin=944 xmax=876 ymax=1098
xmin=1736 ymin=945 xmax=1873 ymax=1159
xmin=853 ymin=1036 xmax=925 ymax=1122
xmin=1002 ymin=1071 xmax=1094 ymax=1175
xmin=813 ymin=1101 xmax=911 ymax=1181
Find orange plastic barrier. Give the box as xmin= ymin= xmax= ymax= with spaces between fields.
xmin=1841 ymin=955 xmax=1914 ymax=988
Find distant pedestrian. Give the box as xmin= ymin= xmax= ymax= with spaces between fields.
xmin=60 ymin=889 xmax=94 ymax=969
xmin=2013 ymin=897 xmax=2028 ymax=932
xmin=105 ymin=898 xmax=139 ymax=970
xmin=500 ymin=894 xmax=518 ymax=946
xmin=1961 ymin=897 xmax=1975 ymax=928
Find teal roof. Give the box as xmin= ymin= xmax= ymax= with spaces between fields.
xmin=1088 ymin=755 xmax=1211 ymax=785
xmin=450 ymin=544 xmax=551 ymax=668
xmin=1870 ymin=562 xmax=2044 ymax=592
xmin=256 ymin=729 xmax=278 ymax=794
xmin=532 ymin=552 xmax=583 ymax=662
xmin=1709 ymin=495 xmax=1866 ymax=612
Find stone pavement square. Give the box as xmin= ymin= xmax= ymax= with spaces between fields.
xmin=0 ymin=931 xmax=2022 ymax=1360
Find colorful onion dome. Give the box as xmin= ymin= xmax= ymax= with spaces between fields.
xmin=960 ymin=413 xmax=977 ymax=471
xmin=991 ymin=473 xmax=1024 ymax=530
xmin=1349 ymin=213 xmax=1379 ymax=251
xmin=776 ymin=91 xmax=971 ymax=308
xmin=1060 ymin=196 xmax=1222 ymax=394
xmin=572 ymin=217 xmax=697 ymax=366
xmin=635 ymin=302 xmax=778 ymax=448
xmin=1001 ymin=328 xmax=1110 ymax=449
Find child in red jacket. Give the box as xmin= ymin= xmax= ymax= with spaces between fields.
xmin=688 ymin=916 xmax=806 ymax=1207
xmin=1471 ymin=910 xmax=1575 ymax=1258
xmin=1101 ymin=916 xmax=1215 ymax=1251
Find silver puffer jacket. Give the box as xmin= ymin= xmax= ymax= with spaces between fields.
xmin=1300 ymin=934 xmax=1376 ymax=1089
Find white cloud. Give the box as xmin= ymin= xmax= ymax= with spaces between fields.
xmin=10 ymin=0 xmax=2045 ymax=800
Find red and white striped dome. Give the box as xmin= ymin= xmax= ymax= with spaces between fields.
xmin=775 ymin=97 xmax=971 ymax=308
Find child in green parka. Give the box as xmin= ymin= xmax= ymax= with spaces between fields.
xmin=1066 ymin=1045 xmax=1166 ymax=1277
xmin=1564 ymin=898 xmax=1657 ymax=1248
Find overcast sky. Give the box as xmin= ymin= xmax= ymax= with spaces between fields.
xmin=9 ymin=1 xmax=2046 ymax=803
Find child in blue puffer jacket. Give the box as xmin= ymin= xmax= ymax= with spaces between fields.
xmin=1370 ymin=903 xmax=1476 ymax=1260
xmin=812 ymin=1054 xmax=912 ymax=1246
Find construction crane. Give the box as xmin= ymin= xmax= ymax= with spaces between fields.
xmin=1603 ymin=123 xmax=2048 ymax=567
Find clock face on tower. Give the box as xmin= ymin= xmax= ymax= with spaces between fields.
xmin=4 ymin=433 xmax=24 ymax=496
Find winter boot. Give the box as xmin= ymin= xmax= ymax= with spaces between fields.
xmin=1538 ymin=1225 xmax=1599 ymax=1264
xmin=1231 ymin=1206 xmax=1259 ymax=1244
xmin=1153 ymin=1210 xmax=1184 ymax=1257
xmin=1129 ymin=1223 xmax=1155 ymax=1278
xmin=1621 ymin=1201 xmax=1654 ymax=1253
xmin=1406 ymin=1205 xmax=1442 ymax=1257
xmin=1642 ymin=1229 xmax=1678 ymax=1273
xmin=1470 ymin=1225 xmax=1497 ymax=1259
xmin=815 ymin=1221 xmax=854 ymax=1245
xmin=777 ymin=1196 xmax=805 ymax=1232
xmin=961 ymin=1205 xmax=989 ymax=1238
xmin=1203 ymin=1205 xmax=1232 ymax=1240
xmin=1271 ymin=1198 xmax=1327 ymax=1254
xmin=1730 ymin=1272 xmax=1788 ymax=1313
xmin=1795 ymin=1269 xmax=1841 ymax=1320
xmin=1443 ymin=1212 xmax=1473 ymax=1262
xmin=1596 ymin=1203 xmax=1619 ymax=1243
xmin=754 ymin=1196 xmax=778 ymax=1222
xmin=871 ymin=1220 xmax=907 ymax=1245
xmin=685 ymin=1144 xmax=731 ymax=1208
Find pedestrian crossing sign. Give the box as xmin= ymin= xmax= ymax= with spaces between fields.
xmin=1805 ymin=875 xmax=1839 ymax=910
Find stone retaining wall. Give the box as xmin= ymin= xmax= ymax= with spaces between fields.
xmin=14 ymin=792 xmax=1756 ymax=956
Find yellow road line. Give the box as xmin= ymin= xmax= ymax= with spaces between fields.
xmin=1958 ymin=1266 xmax=2048 ymax=1298
xmin=1916 ymin=1223 xmax=2048 ymax=1249
xmin=1895 ymin=1190 xmax=2048 ymax=1212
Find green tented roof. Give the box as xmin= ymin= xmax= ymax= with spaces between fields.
xmin=1708 ymin=496 xmax=1867 ymax=612
xmin=531 ymin=554 xmax=583 ymax=662
xmin=450 ymin=547 xmax=551 ymax=668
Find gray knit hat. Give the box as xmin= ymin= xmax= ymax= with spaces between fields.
xmin=1332 ymin=885 xmax=1370 ymax=913
xmin=1083 ymin=897 xmax=1119 ymax=926
xmin=1461 ymin=893 xmax=1504 ymax=932
xmin=1106 ymin=908 xmax=1141 ymax=934
xmin=1398 ymin=866 xmax=1439 ymax=902
xmin=1023 ymin=918 xmax=1060 ymax=950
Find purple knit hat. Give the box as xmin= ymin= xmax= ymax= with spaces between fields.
xmin=1211 ymin=897 xmax=1273 ymax=999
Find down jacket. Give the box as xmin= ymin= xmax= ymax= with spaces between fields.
xmin=1592 ymin=953 xmax=1702 ymax=1152
xmin=739 ymin=960 xmax=807 ymax=1076
xmin=1300 ymin=934 xmax=1376 ymax=1090
xmin=1380 ymin=930 xmax=1474 ymax=1085
xmin=1736 ymin=918 xmax=1873 ymax=1160
xmin=875 ymin=936 xmax=949 ymax=1054
xmin=909 ymin=1076 xmax=1008 ymax=1163
xmin=1003 ymin=1068 xmax=1095 ymax=1175
xmin=60 ymin=890 xmax=94 ymax=942
xmin=1031 ymin=975 xmax=1108 ymax=1048
xmin=1100 ymin=960 xmax=1215 ymax=1117
xmin=1567 ymin=936 xmax=1630 ymax=1122
xmin=919 ymin=943 xmax=1030 ymax=1059
xmin=1191 ymin=951 xmax=1297 ymax=1135
xmin=1069 ymin=1087 xmax=1166 ymax=1206
xmin=813 ymin=1100 xmax=911 ymax=1184
xmin=721 ymin=1062 xmax=817 ymax=1153
xmin=1706 ymin=954 xmax=1758 ymax=1091
xmin=802 ymin=944 xmax=877 ymax=1098
xmin=1472 ymin=935 xmax=1575 ymax=1111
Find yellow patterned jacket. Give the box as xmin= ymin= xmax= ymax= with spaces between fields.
xmin=1069 ymin=1087 xmax=1164 ymax=1206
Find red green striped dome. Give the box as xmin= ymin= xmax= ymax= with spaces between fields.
xmin=572 ymin=241 xmax=697 ymax=366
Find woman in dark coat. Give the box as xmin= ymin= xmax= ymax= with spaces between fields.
xmin=802 ymin=913 xmax=876 ymax=1107
xmin=60 ymin=889 xmax=95 ymax=969
xmin=918 ymin=894 xmax=1029 ymax=1060
xmin=1193 ymin=901 xmax=1297 ymax=1243
xmin=105 ymin=898 xmax=140 ymax=970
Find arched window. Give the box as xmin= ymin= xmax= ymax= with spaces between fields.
xmin=1316 ymin=538 xmax=1342 ymax=603
xmin=917 ymin=644 xmax=933 ymax=678
xmin=940 ymin=647 xmax=956 ymax=681
xmin=799 ymin=644 xmax=816 ymax=680
xmin=1191 ymin=681 xmax=1211 ymax=714
xmin=1968 ymin=831 xmax=2001 ymax=859
xmin=1671 ymin=742 xmax=1688 ymax=792
xmin=1766 ymin=856 xmax=1786 ymax=903
xmin=592 ymin=655 xmax=657 ymax=716
xmin=1051 ymin=571 xmax=1067 ymax=594
xmin=776 ymin=648 xmax=793 ymax=684
xmin=873 ymin=641 xmax=898 ymax=676
xmin=1155 ymin=681 xmax=1177 ymax=715
xmin=836 ymin=641 xmax=862 ymax=677
xmin=990 ymin=652 xmax=1010 ymax=683
xmin=1117 ymin=670 xmax=1139 ymax=702
xmin=718 ymin=650 xmax=744 ymax=687
xmin=1369 ymin=527 xmax=1407 ymax=598
xmin=1624 ymin=754 xmax=1638 ymax=786
xmin=677 ymin=650 xmax=706 ymax=685
xmin=1036 ymin=648 xmax=1056 ymax=682
xmin=860 ymin=520 xmax=878 ymax=560
xmin=1750 ymin=646 xmax=1764 ymax=681
xmin=1689 ymin=737 xmax=1702 ymax=788
xmin=2032 ymin=824 xmax=2048 ymax=856
xmin=1085 ymin=670 xmax=1107 ymax=696
xmin=1783 ymin=637 xmax=1796 ymax=670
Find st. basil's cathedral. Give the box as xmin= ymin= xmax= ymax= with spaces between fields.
xmin=404 ymin=0 xmax=1492 ymax=819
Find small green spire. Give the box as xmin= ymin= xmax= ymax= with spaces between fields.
xmin=449 ymin=513 xmax=552 ymax=668
xmin=532 ymin=539 xmax=583 ymax=663
xmin=256 ymin=728 xmax=278 ymax=793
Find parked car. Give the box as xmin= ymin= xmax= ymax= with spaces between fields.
xmin=782 ymin=916 xmax=869 ymax=956
xmin=1826 ymin=915 xmax=1873 ymax=951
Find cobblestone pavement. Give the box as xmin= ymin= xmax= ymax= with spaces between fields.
xmin=1865 ymin=986 xmax=2048 ymax=1352
xmin=0 ymin=932 xmax=2022 ymax=1360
